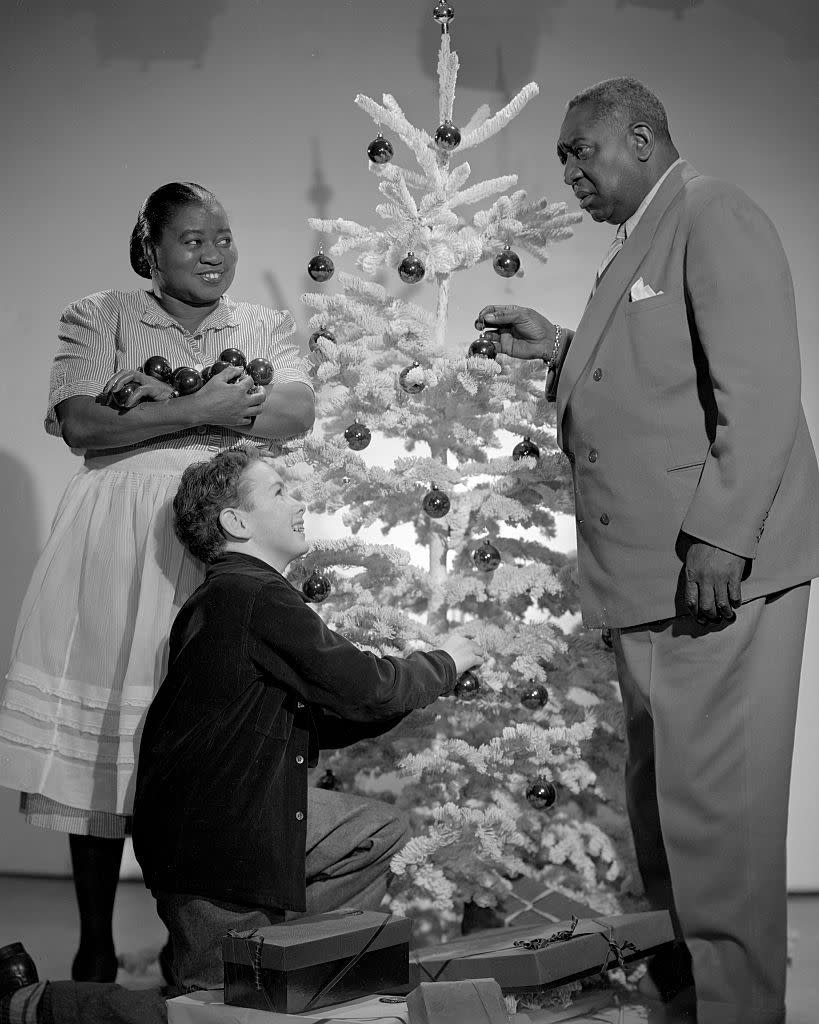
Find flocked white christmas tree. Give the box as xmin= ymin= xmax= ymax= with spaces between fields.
xmin=285 ymin=3 xmax=637 ymax=969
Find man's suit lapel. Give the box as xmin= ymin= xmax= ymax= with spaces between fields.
xmin=556 ymin=161 xmax=700 ymax=446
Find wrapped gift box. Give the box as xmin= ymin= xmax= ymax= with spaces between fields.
xmin=222 ymin=909 xmax=411 ymax=1014
xmin=407 ymin=979 xmax=508 ymax=1024
xmin=167 ymin=989 xmax=410 ymax=1023
xmin=408 ymin=911 xmax=674 ymax=991
xmin=501 ymin=879 xmax=598 ymax=929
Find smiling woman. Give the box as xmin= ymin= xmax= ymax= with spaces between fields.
xmin=0 ymin=180 xmax=315 ymax=984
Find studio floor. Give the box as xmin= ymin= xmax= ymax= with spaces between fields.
xmin=0 ymin=877 xmax=816 ymax=1021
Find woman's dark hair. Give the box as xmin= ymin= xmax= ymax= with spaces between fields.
xmin=174 ymin=446 xmax=277 ymax=564
xmin=129 ymin=181 xmax=218 ymax=279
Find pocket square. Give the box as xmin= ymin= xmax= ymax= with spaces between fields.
xmin=630 ymin=277 xmax=663 ymax=301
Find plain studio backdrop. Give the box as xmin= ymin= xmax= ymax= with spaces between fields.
xmin=1 ymin=0 xmax=817 ymax=889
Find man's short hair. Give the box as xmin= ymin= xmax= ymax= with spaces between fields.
xmin=174 ymin=446 xmax=274 ymax=564
xmin=567 ymin=77 xmax=673 ymax=144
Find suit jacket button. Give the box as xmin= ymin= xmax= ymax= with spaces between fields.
xmin=296 ymin=811 xmax=304 ymax=821
xmin=593 ymin=368 xmax=603 ymax=381
xmin=297 ymin=701 xmax=305 ymax=709
xmin=588 ymin=449 xmax=598 ymax=463
xmin=295 ymin=755 xmax=305 ymax=765
xmin=600 ymin=513 xmax=610 ymax=525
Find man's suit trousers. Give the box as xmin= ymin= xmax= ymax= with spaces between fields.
xmin=612 ymin=583 xmax=811 ymax=1024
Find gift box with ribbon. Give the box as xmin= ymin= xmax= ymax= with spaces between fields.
xmin=222 ymin=909 xmax=411 ymax=1014
xmin=408 ymin=911 xmax=674 ymax=991
xmin=406 ymin=979 xmax=509 ymax=1024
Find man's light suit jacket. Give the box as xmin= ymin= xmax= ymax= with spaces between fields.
xmin=550 ymin=160 xmax=819 ymax=628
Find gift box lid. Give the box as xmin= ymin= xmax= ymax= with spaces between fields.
xmin=410 ymin=911 xmax=674 ymax=989
xmin=222 ymin=909 xmax=411 ymax=973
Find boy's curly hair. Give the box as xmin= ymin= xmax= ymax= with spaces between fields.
xmin=173 ymin=446 xmax=274 ymax=564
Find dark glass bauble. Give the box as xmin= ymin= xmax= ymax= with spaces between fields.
xmin=302 ymin=570 xmax=331 ymax=603
xmin=344 ymin=421 xmax=372 ymax=451
xmin=435 ymin=119 xmax=461 ymax=151
xmin=455 ymin=670 xmax=480 ymax=700
xmin=142 ymin=355 xmax=173 ymax=383
xmin=433 ymin=2 xmax=454 ymax=27
xmin=247 ymin=358 xmax=274 ymax=386
xmin=398 ymin=251 xmax=425 ymax=284
xmin=519 ymin=683 xmax=549 ymax=710
xmin=493 ymin=245 xmax=521 ymax=278
xmin=113 ymin=380 xmax=141 ymax=409
xmin=472 ymin=539 xmax=501 ymax=572
xmin=422 ymin=485 xmax=451 ymax=519
xmin=526 ymin=778 xmax=558 ymax=810
xmin=171 ymin=367 xmax=204 ymax=396
xmin=219 ymin=348 xmax=247 ymax=368
xmin=308 ymin=250 xmax=335 ymax=282
xmin=205 ymin=359 xmax=232 ymax=381
xmin=367 ymin=134 xmax=394 ymax=164
xmin=398 ymin=361 xmax=425 ymax=394
xmin=468 ymin=334 xmax=497 ymax=359
xmin=512 ymin=436 xmax=540 ymax=461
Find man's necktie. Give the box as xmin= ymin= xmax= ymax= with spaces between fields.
xmin=591 ymin=223 xmax=627 ymax=296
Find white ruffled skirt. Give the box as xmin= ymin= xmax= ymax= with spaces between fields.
xmin=0 ymin=446 xmax=208 ymax=818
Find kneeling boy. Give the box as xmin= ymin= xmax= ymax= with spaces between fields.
xmin=132 ymin=447 xmax=481 ymax=991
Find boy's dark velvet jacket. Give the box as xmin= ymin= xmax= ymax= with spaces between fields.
xmin=132 ymin=552 xmax=456 ymax=912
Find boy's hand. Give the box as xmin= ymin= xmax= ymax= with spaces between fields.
xmin=439 ymin=635 xmax=484 ymax=677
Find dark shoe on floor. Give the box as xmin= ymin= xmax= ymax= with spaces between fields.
xmin=0 ymin=942 xmax=39 ymax=998
xmin=71 ymin=948 xmax=119 ymax=983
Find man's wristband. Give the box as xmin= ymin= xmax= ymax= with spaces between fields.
xmin=543 ymin=324 xmax=563 ymax=368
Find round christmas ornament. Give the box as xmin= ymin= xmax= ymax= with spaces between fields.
xmin=367 ymin=133 xmax=394 ymax=164
xmin=468 ymin=334 xmax=497 ymax=360
xmin=344 ymin=421 xmax=372 ymax=451
xmin=432 ymin=2 xmax=454 ymax=28
xmin=205 ymin=359 xmax=232 ymax=381
xmin=247 ymin=358 xmax=274 ymax=386
xmin=526 ymin=778 xmax=558 ymax=810
xmin=113 ymin=380 xmax=141 ymax=409
xmin=398 ymin=251 xmax=425 ymax=284
xmin=171 ymin=366 xmax=204 ymax=396
xmin=472 ymin=539 xmax=501 ymax=572
xmin=398 ymin=361 xmax=425 ymax=394
xmin=143 ymin=355 xmax=173 ymax=384
xmin=308 ymin=246 xmax=334 ymax=282
xmin=493 ymin=244 xmax=521 ymax=278
xmin=422 ymin=485 xmax=451 ymax=519
xmin=309 ymin=327 xmax=336 ymax=352
xmin=519 ymin=683 xmax=549 ymax=710
xmin=219 ymin=347 xmax=247 ymax=368
xmin=455 ymin=670 xmax=480 ymax=700
xmin=316 ymin=769 xmax=340 ymax=791
xmin=512 ymin=436 xmax=540 ymax=461
xmin=302 ymin=569 xmax=331 ymax=603
xmin=434 ymin=119 xmax=461 ymax=151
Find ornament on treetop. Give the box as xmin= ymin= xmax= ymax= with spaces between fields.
xmin=454 ymin=670 xmax=480 ymax=700
xmin=344 ymin=421 xmax=372 ymax=451
xmin=398 ymin=251 xmax=425 ymax=284
xmin=143 ymin=355 xmax=173 ymax=384
xmin=302 ymin=569 xmax=331 ymax=603
xmin=519 ymin=683 xmax=549 ymax=710
xmin=309 ymin=327 xmax=336 ymax=353
xmin=308 ymin=245 xmax=335 ymax=282
xmin=434 ymin=119 xmax=461 ymax=151
xmin=367 ymin=133 xmax=394 ymax=164
xmin=247 ymin=358 xmax=274 ymax=386
xmin=171 ymin=366 xmax=204 ymax=397
xmin=512 ymin=436 xmax=540 ymax=461
xmin=398 ymin=361 xmax=426 ymax=394
xmin=468 ymin=333 xmax=498 ymax=360
xmin=526 ymin=778 xmax=558 ymax=810
xmin=316 ymin=769 xmax=340 ymax=791
xmin=472 ymin=538 xmax=501 ymax=572
xmin=432 ymin=2 xmax=454 ymax=30
xmin=422 ymin=484 xmax=451 ymax=519
xmin=112 ymin=380 xmax=141 ymax=410
xmin=493 ymin=243 xmax=521 ymax=278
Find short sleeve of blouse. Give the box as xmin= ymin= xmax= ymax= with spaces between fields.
xmin=259 ymin=307 xmax=313 ymax=392
xmin=46 ymin=292 xmax=119 ymax=436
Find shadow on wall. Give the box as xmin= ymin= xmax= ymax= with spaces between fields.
xmin=0 ymin=450 xmax=41 ymax=668
xmin=56 ymin=0 xmax=227 ymax=68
